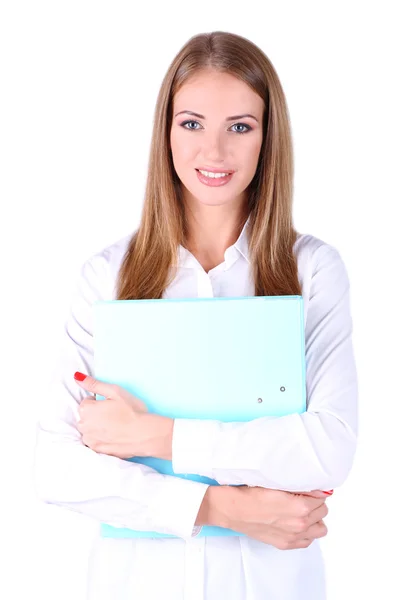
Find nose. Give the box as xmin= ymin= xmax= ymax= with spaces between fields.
xmin=202 ymin=131 xmax=226 ymax=162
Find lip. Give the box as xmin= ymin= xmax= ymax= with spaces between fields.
xmin=196 ymin=167 xmax=235 ymax=174
xmin=196 ymin=169 xmax=234 ymax=187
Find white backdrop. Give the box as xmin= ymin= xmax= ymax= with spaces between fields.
xmin=1 ymin=1 xmax=399 ymax=599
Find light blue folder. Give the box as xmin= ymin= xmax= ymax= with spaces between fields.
xmin=92 ymin=295 xmax=306 ymax=539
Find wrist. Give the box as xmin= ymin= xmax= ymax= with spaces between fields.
xmin=195 ymin=485 xmax=240 ymax=529
xmin=137 ymin=414 xmax=173 ymax=460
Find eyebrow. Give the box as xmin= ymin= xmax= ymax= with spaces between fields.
xmin=174 ymin=110 xmax=259 ymax=123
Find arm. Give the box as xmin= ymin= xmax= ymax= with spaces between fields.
xmin=194 ymin=485 xmax=237 ymax=529
xmin=34 ymin=254 xmax=208 ymax=539
xmin=171 ymin=244 xmax=358 ymax=492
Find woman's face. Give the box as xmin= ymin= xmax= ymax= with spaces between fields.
xmin=170 ymin=69 xmax=264 ymax=210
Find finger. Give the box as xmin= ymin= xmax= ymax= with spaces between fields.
xmin=293 ymin=538 xmax=313 ymax=549
xmin=304 ymin=502 xmax=329 ymax=528
xmin=300 ymin=490 xmax=333 ymax=499
xmin=74 ymin=372 xmax=117 ymax=399
xmin=80 ymin=397 xmax=97 ymax=407
xmin=271 ymin=501 xmax=328 ymax=536
xmin=300 ymin=520 xmax=328 ymax=542
xmin=78 ymin=397 xmax=97 ymax=418
xmin=297 ymin=495 xmax=327 ymax=514
xmin=277 ymin=520 xmax=328 ymax=550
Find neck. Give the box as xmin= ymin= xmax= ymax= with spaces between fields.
xmin=183 ymin=204 xmax=248 ymax=272
xmin=184 ymin=204 xmax=248 ymax=253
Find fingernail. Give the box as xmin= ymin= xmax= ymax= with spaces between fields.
xmin=323 ymin=490 xmax=334 ymax=495
xmin=74 ymin=371 xmax=87 ymax=381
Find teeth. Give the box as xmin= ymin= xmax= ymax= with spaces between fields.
xmin=198 ymin=169 xmax=230 ymax=178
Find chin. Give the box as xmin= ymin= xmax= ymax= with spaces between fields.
xmin=195 ymin=194 xmax=235 ymax=207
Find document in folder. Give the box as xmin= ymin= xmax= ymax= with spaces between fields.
xmin=92 ymin=295 xmax=307 ymax=539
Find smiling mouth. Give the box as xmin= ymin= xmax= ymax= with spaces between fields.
xmin=195 ymin=168 xmax=233 ymax=177
xmin=195 ymin=169 xmax=234 ymax=186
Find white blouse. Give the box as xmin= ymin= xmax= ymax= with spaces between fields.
xmin=34 ymin=217 xmax=358 ymax=600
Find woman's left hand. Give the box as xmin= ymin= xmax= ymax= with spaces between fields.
xmin=74 ymin=371 xmax=149 ymax=459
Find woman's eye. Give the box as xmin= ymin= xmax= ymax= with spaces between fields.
xmin=180 ymin=120 xmax=252 ymax=134
xmin=181 ymin=120 xmax=201 ymax=130
xmin=231 ymin=123 xmax=251 ymax=134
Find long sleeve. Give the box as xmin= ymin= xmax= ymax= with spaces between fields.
xmin=172 ymin=244 xmax=358 ymax=492
xmin=33 ymin=253 xmax=208 ymax=539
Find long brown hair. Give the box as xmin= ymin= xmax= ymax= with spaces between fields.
xmin=116 ymin=31 xmax=302 ymax=299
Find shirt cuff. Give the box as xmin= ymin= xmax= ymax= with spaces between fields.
xmin=172 ymin=418 xmax=221 ymax=480
xmin=146 ymin=473 xmax=209 ymax=539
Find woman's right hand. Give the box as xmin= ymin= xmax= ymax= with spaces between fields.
xmin=214 ymin=486 xmax=329 ymax=550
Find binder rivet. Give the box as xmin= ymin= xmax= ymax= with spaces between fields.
xmin=280 ymin=386 xmax=286 ymax=392
xmin=257 ymin=397 xmax=263 ymax=403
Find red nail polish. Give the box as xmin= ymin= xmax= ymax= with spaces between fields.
xmin=74 ymin=371 xmax=87 ymax=381
xmin=323 ymin=490 xmax=334 ymax=495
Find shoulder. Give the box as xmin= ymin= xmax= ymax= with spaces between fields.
xmin=294 ymin=232 xmax=346 ymax=273
xmin=78 ymin=232 xmax=134 ymax=300
xmin=293 ymin=233 xmax=351 ymax=308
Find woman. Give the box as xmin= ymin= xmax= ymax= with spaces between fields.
xmin=34 ymin=31 xmax=358 ymax=600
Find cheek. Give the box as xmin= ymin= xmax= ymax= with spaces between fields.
xmin=171 ymin=132 xmax=196 ymax=167
xmin=244 ymin=137 xmax=263 ymax=168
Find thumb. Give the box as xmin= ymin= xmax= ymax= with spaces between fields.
xmin=301 ymin=489 xmax=334 ymax=498
xmin=74 ymin=371 xmax=116 ymax=399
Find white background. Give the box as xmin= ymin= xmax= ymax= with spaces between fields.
xmin=1 ymin=1 xmax=399 ymax=598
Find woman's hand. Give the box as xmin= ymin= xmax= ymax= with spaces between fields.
xmin=210 ymin=486 xmax=329 ymax=550
xmin=74 ymin=372 xmax=150 ymax=459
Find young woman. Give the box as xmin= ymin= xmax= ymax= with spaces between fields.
xmin=34 ymin=31 xmax=358 ymax=600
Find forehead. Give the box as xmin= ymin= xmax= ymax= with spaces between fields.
xmin=173 ymin=70 xmax=263 ymax=114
